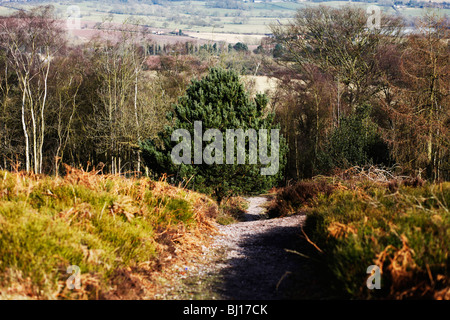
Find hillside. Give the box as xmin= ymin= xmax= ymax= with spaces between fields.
xmin=0 ymin=167 xmax=219 ymax=299
xmin=0 ymin=0 xmax=448 ymax=37
xmin=0 ymin=2 xmax=448 ymax=303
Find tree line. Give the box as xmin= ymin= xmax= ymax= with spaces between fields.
xmin=0 ymin=6 xmax=201 ymax=175
xmin=0 ymin=5 xmax=448 ymax=196
xmin=270 ymin=5 xmax=449 ymax=181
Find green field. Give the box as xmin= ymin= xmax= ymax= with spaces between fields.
xmin=0 ymin=0 xmax=448 ymax=35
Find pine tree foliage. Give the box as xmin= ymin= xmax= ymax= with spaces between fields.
xmin=141 ymin=68 xmax=287 ymax=202
xmin=322 ymin=104 xmax=391 ymax=169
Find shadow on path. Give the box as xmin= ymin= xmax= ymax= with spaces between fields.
xmin=215 ymin=221 xmax=326 ymax=300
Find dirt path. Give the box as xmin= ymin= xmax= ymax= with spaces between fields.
xmin=211 ymin=197 xmax=307 ymax=299
xmin=157 ymin=196 xmax=319 ymax=300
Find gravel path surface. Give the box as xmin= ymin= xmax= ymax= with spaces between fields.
xmin=158 ymin=196 xmax=315 ymax=300
xmin=212 ymin=197 xmax=307 ymax=299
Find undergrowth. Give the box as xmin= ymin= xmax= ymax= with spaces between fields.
xmin=217 ymin=196 xmax=249 ymax=225
xmin=0 ymin=166 xmax=218 ymax=299
xmin=270 ymin=168 xmax=450 ymax=299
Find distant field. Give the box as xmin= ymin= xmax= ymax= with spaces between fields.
xmin=185 ymin=32 xmax=266 ymax=45
xmin=243 ymin=75 xmax=280 ymax=95
xmin=0 ymin=0 xmax=448 ymax=41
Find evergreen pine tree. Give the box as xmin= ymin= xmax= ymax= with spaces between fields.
xmin=322 ymin=104 xmax=391 ymax=169
xmin=141 ymin=68 xmax=287 ymax=202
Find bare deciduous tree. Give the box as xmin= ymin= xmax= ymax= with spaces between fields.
xmin=0 ymin=6 xmax=65 ymax=173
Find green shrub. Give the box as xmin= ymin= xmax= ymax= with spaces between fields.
xmin=302 ymin=181 xmax=450 ymax=299
xmin=320 ymin=104 xmax=391 ymax=170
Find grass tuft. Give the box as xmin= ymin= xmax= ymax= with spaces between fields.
xmin=0 ymin=167 xmax=218 ymax=299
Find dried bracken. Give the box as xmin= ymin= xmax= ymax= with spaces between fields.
xmin=327 ymin=222 xmax=357 ymax=239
